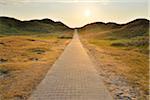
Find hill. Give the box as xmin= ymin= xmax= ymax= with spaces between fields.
xmin=0 ymin=17 xmax=72 ymax=35
xmin=78 ymin=19 xmax=149 ymax=99
xmin=79 ymin=18 xmax=149 ymax=54
xmin=79 ymin=18 xmax=149 ymax=39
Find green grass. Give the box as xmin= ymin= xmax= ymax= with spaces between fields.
xmin=32 ymin=33 xmax=73 ymax=40
xmin=0 ymin=17 xmax=73 ymax=35
xmin=89 ymin=35 xmax=149 ymax=54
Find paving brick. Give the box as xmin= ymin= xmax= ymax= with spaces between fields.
xmin=28 ymin=30 xmax=113 ymax=100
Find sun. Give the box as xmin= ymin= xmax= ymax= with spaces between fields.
xmin=84 ymin=9 xmax=91 ymax=17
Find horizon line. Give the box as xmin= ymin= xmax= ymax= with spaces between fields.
xmin=0 ymin=16 xmax=149 ymax=28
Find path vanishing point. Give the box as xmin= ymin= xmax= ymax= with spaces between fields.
xmin=29 ymin=30 xmax=113 ymax=100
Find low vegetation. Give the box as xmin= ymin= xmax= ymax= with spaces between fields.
xmin=0 ymin=16 xmax=74 ymax=100
xmin=0 ymin=32 xmax=73 ymax=100
xmin=79 ymin=18 xmax=149 ymax=99
xmin=0 ymin=16 xmax=73 ymax=34
xmin=0 ymin=16 xmax=149 ymax=99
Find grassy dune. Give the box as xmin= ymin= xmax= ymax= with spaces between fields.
xmin=79 ymin=19 xmax=149 ymax=99
xmin=89 ymin=39 xmax=148 ymax=90
xmin=0 ymin=16 xmax=73 ymax=100
xmin=0 ymin=17 xmax=72 ymax=34
xmin=0 ymin=32 xmax=72 ymax=100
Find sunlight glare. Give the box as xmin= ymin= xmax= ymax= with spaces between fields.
xmin=84 ymin=9 xmax=91 ymax=17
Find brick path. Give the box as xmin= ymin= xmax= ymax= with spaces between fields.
xmin=28 ymin=30 xmax=113 ymax=100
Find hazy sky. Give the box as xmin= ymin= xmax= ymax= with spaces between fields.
xmin=0 ymin=0 xmax=149 ymax=28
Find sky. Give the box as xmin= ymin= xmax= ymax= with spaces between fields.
xmin=0 ymin=0 xmax=149 ymax=28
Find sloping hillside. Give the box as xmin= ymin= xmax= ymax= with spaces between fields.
xmin=79 ymin=19 xmax=149 ymax=54
xmin=108 ymin=19 xmax=149 ymax=39
xmin=78 ymin=22 xmax=121 ymax=35
xmin=0 ymin=17 xmax=73 ymax=100
xmin=79 ymin=18 xmax=149 ymax=99
xmin=0 ymin=17 xmax=72 ymax=34
xmin=79 ymin=18 xmax=149 ymax=39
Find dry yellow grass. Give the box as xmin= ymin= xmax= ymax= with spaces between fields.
xmin=81 ymin=39 xmax=149 ymax=99
xmin=0 ymin=35 xmax=71 ymax=100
